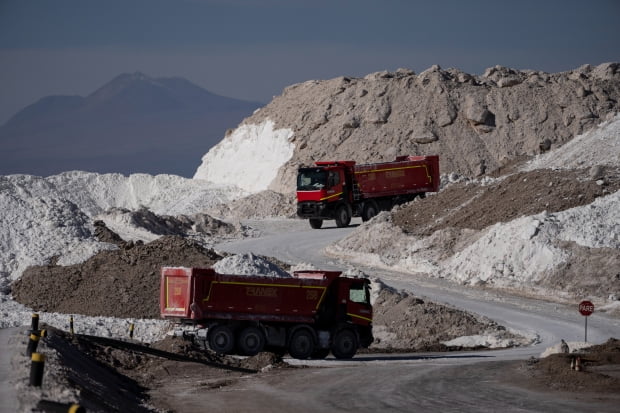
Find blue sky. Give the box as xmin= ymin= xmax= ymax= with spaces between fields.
xmin=0 ymin=0 xmax=619 ymax=123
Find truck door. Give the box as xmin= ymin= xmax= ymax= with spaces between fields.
xmin=326 ymin=169 xmax=342 ymax=200
xmin=344 ymin=281 xmax=372 ymax=326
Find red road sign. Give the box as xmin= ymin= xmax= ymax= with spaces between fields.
xmin=579 ymin=300 xmax=594 ymax=316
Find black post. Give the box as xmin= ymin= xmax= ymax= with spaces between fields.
xmin=29 ymin=352 xmax=45 ymax=387
xmin=26 ymin=333 xmax=40 ymax=357
xmin=31 ymin=313 xmax=39 ymax=332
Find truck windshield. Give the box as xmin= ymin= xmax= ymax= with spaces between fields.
xmin=349 ymin=283 xmax=370 ymax=305
xmin=297 ymin=168 xmax=328 ymax=190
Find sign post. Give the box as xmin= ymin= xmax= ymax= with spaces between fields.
xmin=578 ymin=300 xmax=594 ymax=342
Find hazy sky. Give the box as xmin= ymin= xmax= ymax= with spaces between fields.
xmin=1 ymin=0 xmax=619 ymax=124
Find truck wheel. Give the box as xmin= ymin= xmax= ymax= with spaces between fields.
xmin=362 ymin=201 xmax=378 ymax=222
xmin=208 ymin=325 xmax=235 ymax=354
xmin=237 ymin=326 xmax=265 ymax=356
xmin=335 ymin=205 xmax=351 ymax=228
xmin=309 ymin=218 xmax=323 ymax=229
xmin=331 ymin=329 xmax=358 ymax=359
xmin=288 ymin=329 xmax=315 ymax=359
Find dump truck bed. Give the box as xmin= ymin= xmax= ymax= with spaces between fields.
xmin=354 ymin=155 xmax=439 ymax=198
xmin=160 ymin=267 xmax=342 ymax=323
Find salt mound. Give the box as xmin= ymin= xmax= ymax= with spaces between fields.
xmin=194 ymin=120 xmax=294 ymax=193
xmin=213 ymin=253 xmax=291 ymax=277
xmin=440 ymin=190 xmax=620 ymax=288
xmin=288 ymin=262 xmax=318 ymax=273
xmin=0 ymin=171 xmax=248 ymax=289
xmin=45 ymin=172 xmax=247 ymax=216
xmin=0 ymin=181 xmax=113 ymax=283
xmin=523 ymin=113 xmax=620 ymax=171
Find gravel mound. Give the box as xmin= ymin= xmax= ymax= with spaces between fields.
xmin=392 ymin=168 xmax=619 ymax=236
xmin=521 ymin=338 xmax=620 ymax=393
xmin=207 ymin=63 xmax=620 ymax=195
xmin=369 ymin=280 xmax=527 ymax=351
xmin=11 ymin=236 xmax=223 ymax=319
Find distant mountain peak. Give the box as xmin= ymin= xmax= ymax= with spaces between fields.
xmin=0 ymin=71 xmax=263 ymax=177
xmin=88 ymin=71 xmax=158 ymax=102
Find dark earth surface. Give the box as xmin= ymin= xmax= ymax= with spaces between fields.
xmin=28 ymin=328 xmax=620 ymax=413
xmin=393 ymin=167 xmax=620 ymax=236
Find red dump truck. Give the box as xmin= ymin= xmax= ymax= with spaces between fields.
xmin=160 ymin=267 xmax=373 ymax=359
xmin=297 ymin=155 xmax=440 ymax=228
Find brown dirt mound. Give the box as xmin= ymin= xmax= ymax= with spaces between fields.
xmin=520 ymin=338 xmax=620 ymax=393
xmin=11 ymin=235 xmax=222 ymax=318
xmin=370 ymin=287 xmax=518 ymax=351
xmin=393 ymin=167 xmax=620 ymax=236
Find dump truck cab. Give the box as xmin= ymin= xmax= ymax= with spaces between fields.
xmin=296 ymin=161 xmax=356 ymax=228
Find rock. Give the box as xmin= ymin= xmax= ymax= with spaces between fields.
xmin=464 ymin=95 xmax=492 ymax=125
xmin=589 ymin=165 xmax=605 ymax=180
xmin=412 ymin=131 xmax=438 ymax=144
xmin=497 ymin=77 xmax=522 ymax=88
xmin=364 ymin=99 xmax=391 ymax=124
xmin=395 ymin=68 xmax=415 ymax=77
xmin=343 ymin=116 xmax=360 ymax=129
xmin=591 ymin=62 xmax=619 ymax=81
xmin=539 ymin=138 xmax=552 ymax=152
xmin=364 ymin=70 xmax=393 ymax=81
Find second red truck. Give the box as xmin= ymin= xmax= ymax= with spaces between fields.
xmin=161 ymin=267 xmax=373 ymax=359
xmin=296 ymin=155 xmax=440 ymax=228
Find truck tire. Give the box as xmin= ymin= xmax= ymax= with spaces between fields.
xmin=237 ymin=326 xmax=265 ymax=356
xmin=331 ymin=329 xmax=358 ymax=359
xmin=361 ymin=201 xmax=378 ymax=222
xmin=309 ymin=218 xmax=323 ymax=229
xmin=208 ymin=325 xmax=235 ymax=354
xmin=288 ymin=328 xmax=315 ymax=359
xmin=335 ymin=205 xmax=351 ymax=228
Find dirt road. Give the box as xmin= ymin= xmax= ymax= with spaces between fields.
xmin=148 ymin=352 xmax=620 ymax=413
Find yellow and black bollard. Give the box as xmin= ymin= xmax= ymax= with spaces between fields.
xmin=69 ymin=316 xmax=74 ymax=335
xmin=31 ymin=313 xmax=39 ymax=332
xmin=40 ymin=329 xmax=47 ymax=338
xmin=129 ymin=323 xmax=135 ymax=339
xmin=36 ymin=400 xmax=85 ymax=413
xmin=26 ymin=333 xmax=40 ymax=357
xmin=29 ymin=352 xmax=45 ymax=387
